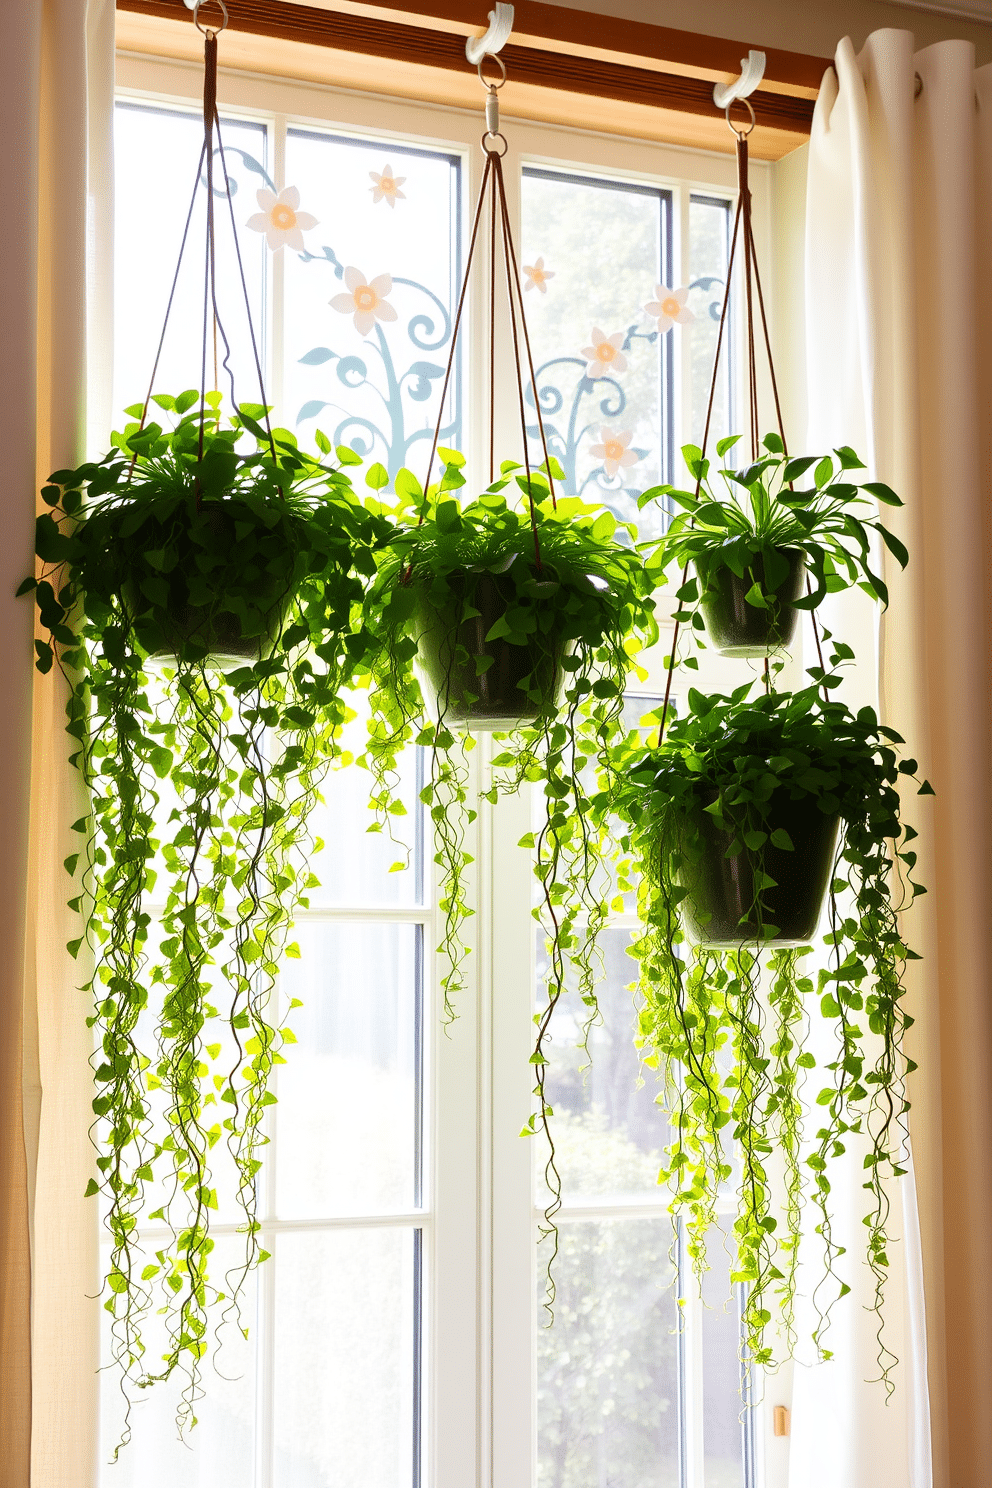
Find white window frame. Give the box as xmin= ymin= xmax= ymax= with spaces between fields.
xmin=114 ymin=48 xmax=788 ymax=1488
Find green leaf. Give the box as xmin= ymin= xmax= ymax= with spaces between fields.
xmin=395 ymin=467 xmax=423 ymax=502
xmin=744 ymin=581 xmax=769 ymax=610
xmin=365 ymin=462 xmax=389 ymax=490
xmin=35 ymin=513 xmax=72 ymax=563
xmin=814 ymin=456 xmax=833 ymax=489
xmin=716 ymin=434 xmax=742 ymax=458
xmin=875 ymin=523 xmax=909 ymax=568
xmin=770 ymin=828 xmax=794 ymax=851
xmin=861 ymin=481 xmax=902 ymax=507
xmin=782 ymin=455 xmax=818 ymax=482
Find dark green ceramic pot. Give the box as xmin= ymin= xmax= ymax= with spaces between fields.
xmin=414 ymin=572 xmax=568 ymax=731
xmin=696 ymin=547 xmax=805 ymax=658
xmin=679 ymin=790 xmax=840 ymax=948
xmin=116 ymin=502 xmax=298 ymax=661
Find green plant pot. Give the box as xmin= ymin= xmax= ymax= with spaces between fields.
xmin=679 ymin=790 xmax=839 ymax=948
xmin=413 ymin=572 xmax=567 ymax=731
xmin=696 ymin=548 xmax=805 ymax=658
xmin=117 ymin=504 xmax=297 ymax=662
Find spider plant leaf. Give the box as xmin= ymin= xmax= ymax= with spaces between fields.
xmin=782 ymin=455 xmax=818 ymax=482
xmin=873 ymin=523 xmax=909 ymax=568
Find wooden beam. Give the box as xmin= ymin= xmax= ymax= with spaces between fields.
xmin=116 ymin=0 xmax=820 ymax=134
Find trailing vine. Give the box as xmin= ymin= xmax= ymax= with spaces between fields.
xmin=22 ymin=395 xmax=387 ymax=1436
xmin=356 ymin=451 xmax=656 ymax=1302
xmin=611 ymin=683 xmax=930 ymax=1375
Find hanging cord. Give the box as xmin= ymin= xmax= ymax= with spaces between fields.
xmin=126 ymin=4 xmax=279 ymax=505
xmin=412 ymin=67 xmax=557 ymax=581
xmin=654 ymin=187 xmax=743 ymax=745
xmin=654 ymin=100 xmax=827 ymax=746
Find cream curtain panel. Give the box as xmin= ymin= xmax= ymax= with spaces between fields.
xmin=803 ymin=28 xmax=992 ymax=1488
xmin=0 ymin=2 xmax=113 ymax=1486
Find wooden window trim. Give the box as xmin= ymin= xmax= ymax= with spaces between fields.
xmin=116 ymin=0 xmax=823 ymax=154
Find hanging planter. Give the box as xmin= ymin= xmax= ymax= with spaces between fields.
xmin=640 ymin=431 xmax=907 ymax=658
xmin=23 ymin=397 xmax=383 ymax=1430
xmin=695 ymin=546 xmax=805 ymax=658
xmin=361 ymin=449 xmax=656 ymax=1016
xmin=119 ymin=498 xmax=296 ymax=661
xmin=19 ymin=14 xmax=390 ymax=1438
xmin=609 ymin=683 xmax=932 ymax=1367
xmin=412 ymin=566 xmax=569 ymax=731
xmin=557 ymin=106 xmax=935 ymax=1388
xmin=90 ymin=405 xmax=308 ymax=661
xmin=351 ymin=91 xmax=657 ymax=1059
xmin=677 ymin=786 xmax=839 ymax=946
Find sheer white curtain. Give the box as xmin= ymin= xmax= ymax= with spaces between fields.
xmin=0 ymin=1 xmax=114 ymax=1485
xmin=798 ymin=28 xmax=992 ymax=1488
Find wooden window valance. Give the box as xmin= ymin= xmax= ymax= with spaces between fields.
xmin=115 ymin=0 xmax=826 ymax=158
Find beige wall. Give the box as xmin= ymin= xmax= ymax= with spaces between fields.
xmin=542 ymin=0 xmax=992 ymax=67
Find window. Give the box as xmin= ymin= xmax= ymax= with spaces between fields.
xmin=106 ymin=56 xmax=770 ymax=1486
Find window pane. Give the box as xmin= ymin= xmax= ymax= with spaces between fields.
xmin=99 ymin=1236 xmax=257 ymax=1485
xmin=687 ymin=195 xmax=734 ymax=451
xmin=521 ymin=169 xmax=673 ymax=533
xmin=274 ymin=922 xmax=422 ymax=1218
xmin=113 ymin=102 xmax=268 ymax=419
xmin=703 ymin=1253 xmax=748 ymax=1488
xmin=283 ymin=129 xmax=461 ymax=470
xmin=537 ymin=1218 xmax=680 ymax=1488
xmin=305 ymin=713 xmax=424 ymax=909
xmin=537 ymin=927 xmax=668 ymax=1203
xmin=271 ymin=1227 xmax=419 ymax=1488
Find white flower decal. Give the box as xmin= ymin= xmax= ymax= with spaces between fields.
xmin=523 ymin=257 xmax=555 ymax=293
xmin=644 ymin=285 xmax=694 ymax=333
xmin=330 ymin=267 xmax=399 ymax=336
xmin=590 ymin=427 xmax=640 ymax=478
xmin=369 ymin=165 xmax=406 ymax=208
xmin=581 ymin=328 xmax=627 ymax=380
xmin=246 ymin=185 xmax=317 ymax=252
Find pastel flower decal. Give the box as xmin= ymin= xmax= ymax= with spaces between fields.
xmin=590 ymin=427 xmax=640 ymax=479
xmin=581 ymin=328 xmax=627 ymax=380
xmin=644 ymin=285 xmax=694 ymax=332
xmin=523 ymin=257 xmax=555 ymax=293
xmin=330 ymin=267 xmax=399 ymax=336
xmin=246 ymin=186 xmax=317 ymax=252
xmin=369 ymin=165 xmax=407 ymax=208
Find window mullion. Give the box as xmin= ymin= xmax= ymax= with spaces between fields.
xmin=489 ymin=774 xmax=538 ymax=1488
xmin=430 ymin=740 xmax=485 ymax=1488
xmin=270 ymin=113 xmax=287 ymax=419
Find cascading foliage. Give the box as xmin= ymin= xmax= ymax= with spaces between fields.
xmin=356 ymin=449 xmax=657 ymax=1273
xmin=609 ymin=680 xmax=932 ymax=1376
xmin=22 ymin=393 xmax=387 ymax=1436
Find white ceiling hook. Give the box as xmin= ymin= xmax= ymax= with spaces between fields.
xmin=465 ymin=3 xmax=515 ymax=66
xmin=712 ymin=49 xmax=766 ymax=110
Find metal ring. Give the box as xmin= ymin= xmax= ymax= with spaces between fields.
xmin=725 ymin=97 xmax=756 ymax=138
xmin=194 ymin=0 xmax=229 ymax=35
xmin=477 ymin=54 xmax=507 ymax=91
xmin=481 ymin=130 xmax=509 ymax=157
